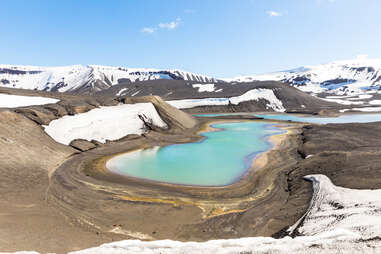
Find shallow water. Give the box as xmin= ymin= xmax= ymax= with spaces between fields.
xmin=107 ymin=122 xmax=283 ymax=186
xmin=195 ymin=113 xmax=381 ymax=124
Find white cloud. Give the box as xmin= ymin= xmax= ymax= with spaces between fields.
xmin=158 ymin=18 xmax=181 ymax=30
xmin=267 ymin=11 xmax=282 ymax=17
xmin=141 ymin=27 xmax=155 ymax=33
xmin=142 ymin=18 xmax=181 ymax=34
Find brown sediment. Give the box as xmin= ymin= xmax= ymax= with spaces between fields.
xmin=2 ymin=87 xmax=381 ymax=253
xmin=45 ymin=117 xmax=304 ymax=245
xmin=8 ymin=108 xmax=381 ymax=253
xmin=0 ymin=100 xmax=308 ymax=254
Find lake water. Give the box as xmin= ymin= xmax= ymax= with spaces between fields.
xmin=107 ymin=122 xmax=283 ymax=186
xmin=195 ymin=113 xmax=381 ymax=124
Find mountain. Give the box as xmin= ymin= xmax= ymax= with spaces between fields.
xmin=3 ymin=58 xmax=381 ymax=111
xmin=0 ymin=64 xmax=218 ymax=94
xmin=225 ymin=57 xmax=381 ymax=100
xmin=3 ymin=58 xmax=381 ymax=99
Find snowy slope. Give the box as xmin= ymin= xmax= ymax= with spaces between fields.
xmin=167 ymin=88 xmax=285 ymax=112
xmin=0 ymin=64 xmax=218 ymax=93
xmin=0 ymin=94 xmax=59 ymax=108
xmin=225 ymin=57 xmax=381 ymax=99
xmin=44 ymin=103 xmax=167 ymax=145
xmin=91 ymin=65 xmax=217 ymax=85
xmin=6 ymin=174 xmax=375 ymax=254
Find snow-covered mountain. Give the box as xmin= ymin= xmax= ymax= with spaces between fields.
xmin=0 ymin=64 xmax=218 ymax=94
xmin=225 ymin=57 xmax=381 ymax=98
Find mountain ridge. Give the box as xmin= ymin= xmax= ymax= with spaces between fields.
xmin=225 ymin=57 xmax=381 ymax=97
xmin=0 ymin=64 xmax=219 ymax=94
xmin=3 ymin=57 xmax=381 ymax=106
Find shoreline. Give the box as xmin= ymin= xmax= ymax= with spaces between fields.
xmin=43 ymin=115 xmax=305 ymax=252
xmin=99 ymin=119 xmax=297 ymax=189
xmin=251 ymin=124 xmax=295 ymax=172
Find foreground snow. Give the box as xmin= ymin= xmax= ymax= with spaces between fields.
xmin=167 ymin=88 xmax=285 ymax=112
xmin=44 ymin=103 xmax=167 ymax=145
xmin=3 ymin=174 xmax=380 ymax=253
xmin=0 ymin=94 xmax=59 ymax=108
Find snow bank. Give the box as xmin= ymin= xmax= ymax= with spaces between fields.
xmin=340 ymin=107 xmax=381 ymax=112
xmin=289 ymin=175 xmax=381 ymax=238
xmin=44 ymin=103 xmax=167 ymax=145
xmin=69 ymin=234 xmax=379 ymax=254
xmin=192 ymin=83 xmax=216 ymax=92
xmin=0 ymin=94 xmax=59 ymax=108
xmin=167 ymin=89 xmax=285 ymax=112
xmin=4 ymin=174 xmax=380 ymax=253
xmin=369 ymin=100 xmax=381 ymax=105
xmin=322 ymin=98 xmax=364 ymax=105
xmin=0 ymin=252 xmax=39 ymax=254
xmin=116 ymin=88 xmax=128 ymax=96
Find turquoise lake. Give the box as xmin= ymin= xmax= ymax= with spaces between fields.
xmin=107 ymin=122 xmax=283 ymax=186
xmin=195 ymin=113 xmax=381 ymax=124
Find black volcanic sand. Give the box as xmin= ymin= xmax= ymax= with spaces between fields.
xmin=46 ymin=117 xmax=300 ymax=248
xmin=1 ymin=88 xmax=381 ymax=253
xmin=45 ymin=118 xmax=381 ymax=251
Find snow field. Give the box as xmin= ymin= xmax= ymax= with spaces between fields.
xmin=0 ymin=94 xmax=59 ymax=108
xmin=44 ymin=103 xmax=167 ymax=145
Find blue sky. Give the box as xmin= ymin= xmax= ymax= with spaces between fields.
xmin=1 ymin=0 xmax=380 ymax=77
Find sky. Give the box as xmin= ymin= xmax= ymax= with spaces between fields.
xmin=1 ymin=0 xmax=381 ymax=77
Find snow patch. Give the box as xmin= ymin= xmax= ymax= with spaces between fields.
xmin=289 ymin=174 xmax=381 ymax=238
xmin=322 ymin=98 xmax=364 ymax=105
xmin=44 ymin=103 xmax=167 ymax=145
xmin=0 ymin=94 xmax=59 ymax=108
xmin=167 ymin=89 xmax=285 ymax=112
xmin=131 ymin=90 xmax=140 ymax=96
xmin=192 ymin=83 xmax=216 ymax=92
xmin=358 ymin=94 xmax=373 ymax=99
xmin=369 ymin=100 xmax=381 ymax=105
xmin=116 ymin=88 xmax=128 ymax=96
xmin=341 ymin=107 xmax=381 ymax=112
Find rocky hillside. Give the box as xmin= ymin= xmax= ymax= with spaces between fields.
xmin=97 ymin=79 xmax=340 ymax=113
